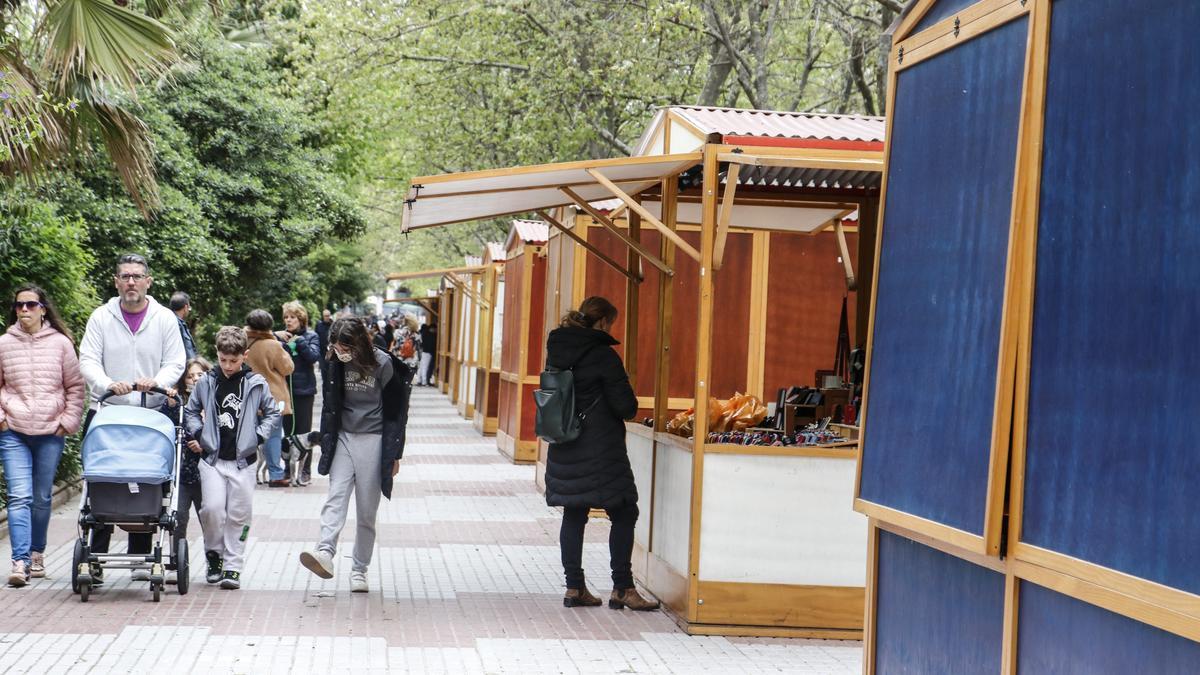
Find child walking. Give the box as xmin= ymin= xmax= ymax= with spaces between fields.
xmin=161 ymin=356 xmax=211 ymax=585
xmin=184 ymin=327 xmax=279 ymax=589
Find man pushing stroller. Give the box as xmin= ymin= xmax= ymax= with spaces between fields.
xmin=184 ymin=327 xmax=280 ymax=589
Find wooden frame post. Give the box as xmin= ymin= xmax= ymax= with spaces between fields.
xmin=625 ymin=207 xmax=641 ymax=389
xmin=687 ymin=145 xmax=720 ymax=623
xmin=652 ymin=178 xmax=678 ymax=434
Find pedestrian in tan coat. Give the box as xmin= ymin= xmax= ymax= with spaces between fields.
xmin=244 ymin=309 xmax=293 ymax=486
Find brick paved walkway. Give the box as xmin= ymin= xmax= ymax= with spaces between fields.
xmin=2 ymin=387 xmax=862 ymax=674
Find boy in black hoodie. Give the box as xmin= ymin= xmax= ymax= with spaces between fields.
xmin=184 ymin=327 xmax=280 ymax=589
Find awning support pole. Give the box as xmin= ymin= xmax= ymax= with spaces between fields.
xmin=584 ymin=169 xmax=702 ymax=263
xmin=558 ymin=187 xmax=674 ymax=277
xmin=834 ymin=219 xmax=858 ymax=291
xmin=387 ymin=265 xmax=486 ymax=281
xmin=536 ymin=209 xmax=644 ymax=283
xmin=713 ymin=163 xmax=742 ymax=271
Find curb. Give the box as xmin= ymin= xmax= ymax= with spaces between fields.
xmin=0 ymin=478 xmax=82 ymax=542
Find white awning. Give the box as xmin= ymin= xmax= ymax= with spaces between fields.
xmin=401 ymin=153 xmax=701 ymax=231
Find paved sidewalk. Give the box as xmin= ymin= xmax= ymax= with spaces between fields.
xmin=1 ymin=387 xmax=862 ymax=674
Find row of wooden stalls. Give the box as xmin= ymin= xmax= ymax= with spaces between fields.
xmin=397 ymin=104 xmax=887 ymax=639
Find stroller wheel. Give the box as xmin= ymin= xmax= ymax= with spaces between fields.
xmin=71 ymin=539 xmax=85 ymax=594
xmin=176 ymin=539 xmax=190 ymax=596
xmin=80 ymin=579 xmax=91 ymax=603
xmin=152 ymin=583 xmax=161 ymax=603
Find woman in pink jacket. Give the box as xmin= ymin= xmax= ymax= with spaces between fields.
xmin=0 ymin=284 xmax=84 ymax=587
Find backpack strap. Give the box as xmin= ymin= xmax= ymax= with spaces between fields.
xmin=570 ymin=342 xmax=605 ymax=420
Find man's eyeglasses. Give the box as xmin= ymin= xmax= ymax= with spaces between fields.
xmin=116 ymin=273 xmax=148 ymax=282
xmin=12 ymin=301 xmax=45 ymax=311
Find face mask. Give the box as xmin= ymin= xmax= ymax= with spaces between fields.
xmin=336 ymin=351 xmax=353 ymax=363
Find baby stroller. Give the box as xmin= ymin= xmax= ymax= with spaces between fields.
xmin=72 ymin=387 xmax=187 ymax=602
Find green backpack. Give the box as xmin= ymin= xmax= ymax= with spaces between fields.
xmin=534 ymin=346 xmax=601 ymax=443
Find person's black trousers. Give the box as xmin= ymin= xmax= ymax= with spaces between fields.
xmin=560 ymin=503 xmax=638 ymax=591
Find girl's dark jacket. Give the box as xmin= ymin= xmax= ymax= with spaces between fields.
xmin=543 ymin=326 xmax=639 ymax=509
xmin=317 ymin=351 xmax=413 ymax=499
xmin=281 ymin=326 xmax=321 ymax=397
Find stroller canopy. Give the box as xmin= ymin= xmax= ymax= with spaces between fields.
xmin=82 ymin=405 xmax=176 ymax=484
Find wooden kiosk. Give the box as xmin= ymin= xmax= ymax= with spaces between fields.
xmin=856 ymin=1 xmax=1200 ymax=672
xmin=401 ymin=107 xmax=886 ymax=638
xmin=471 ymin=242 xmax=506 ymax=435
xmin=495 ymin=220 xmax=549 ymax=463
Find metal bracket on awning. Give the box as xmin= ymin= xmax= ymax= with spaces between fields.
xmin=536 ymin=210 xmax=644 ymax=283
xmin=559 ymin=187 xmax=674 ymax=277
xmin=585 ymin=169 xmax=702 ymax=263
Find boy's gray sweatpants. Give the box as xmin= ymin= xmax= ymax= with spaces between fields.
xmin=317 ymin=431 xmax=383 ymax=572
xmin=199 ymin=459 xmax=255 ymax=572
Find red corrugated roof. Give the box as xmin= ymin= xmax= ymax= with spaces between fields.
xmin=506 ymin=219 xmax=549 ymax=250
xmin=671 ymin=106 xmax=885 ymax=143
xmin=485 ymin=241 xmax=507 ymax=263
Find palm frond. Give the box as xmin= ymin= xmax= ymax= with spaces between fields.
xmin=42 ymin=0 xmax=178 ymax=94
xmin=67 ymin=78 xmax=160 ymax=215
xmin=0 ymin=46 xmax=69 ymax=177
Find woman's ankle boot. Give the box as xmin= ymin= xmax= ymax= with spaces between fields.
xmin=563 ymin=587 xmax=602 ymax=607
xmin=608 ymin=587 xmax=661 ymax=611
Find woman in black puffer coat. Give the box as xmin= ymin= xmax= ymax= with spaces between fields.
xmin=544 ymin=296 xmax=659 ymax=612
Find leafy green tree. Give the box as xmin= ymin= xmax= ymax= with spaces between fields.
xmin=1 ymin=0 xmax=178 ymax=212
xmin=0 ymin=188 xmax=98 ymax=335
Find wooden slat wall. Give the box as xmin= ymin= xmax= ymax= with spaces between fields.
xmin=761 ymin=230 xmax=858 ymax=397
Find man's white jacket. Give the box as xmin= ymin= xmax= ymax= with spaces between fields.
xmin=79 ymin=295 xmax=186 ymax=406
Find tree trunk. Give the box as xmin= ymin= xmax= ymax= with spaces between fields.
xmin=697 ymin=37 xmax=733 ymax=106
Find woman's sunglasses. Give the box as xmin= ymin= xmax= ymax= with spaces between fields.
xmin=12 ymin=301 xmax=45 ymax=311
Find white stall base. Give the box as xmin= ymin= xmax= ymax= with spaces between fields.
xmin=698 ymin=453 xmax=867 ymax=587
xmin=652 ymin=437 xmax=694 ymax=574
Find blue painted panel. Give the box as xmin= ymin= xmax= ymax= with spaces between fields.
xmin=1018 ymin=582 xmax=1200 ymax=673
xmin=875 ymin=531 xmax=1005 ymax=674
xmin=1021 ymin=0 xmax=1200 ymax=595
xmin=860 ymin=18 xmax=1027 ymax=535
xmin=911 ymin=0 xmax=982 ymax=35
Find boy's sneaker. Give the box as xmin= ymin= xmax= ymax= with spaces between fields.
xmin=299 ymin=549 xmax=334 ymax=579
xmin=89 ymin=563 xmax=104 ymax=585
xmin=350 ymin=570 xmax=368 ymax=593
xmin=8 ymin=560 xmax=29 ymax=587
xmin=219 ymin=571 xmax=241 ymax=589
xmin=205 ymin=551 xmax=223 ymax=584
xmin=166 ymin=570 xmax=178 ymax=585
xmin=131 ymin=569 xmax=151 ymax=581
xmin=30 ymin=552 xmax=45 ymax=578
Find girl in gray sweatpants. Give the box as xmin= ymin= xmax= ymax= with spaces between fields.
xmin=300 ymin=318 xmax=411 ymax=593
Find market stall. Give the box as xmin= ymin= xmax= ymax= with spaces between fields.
xmin=621 ymin=107 xmax=883 ymax=638
xmin=470 ymin=243 xmax=506 ymax=435
xmin=450 ymin=257 xmax=485 ymax=418
xmin=401 ymin=106 xmax=886 ymax=637
xmin=496 ymin=220 xmax=549 ymax=463
xmin=856 ymin=1 xmax=1200 ymax=672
